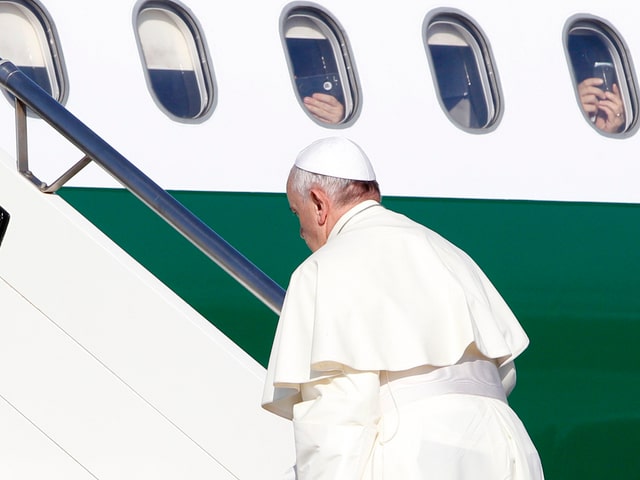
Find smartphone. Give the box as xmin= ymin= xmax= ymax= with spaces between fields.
xmin=593 ymin=61 xmax=615 ymax=92
xmin=295 ymin=74 xmax=344 ymax=105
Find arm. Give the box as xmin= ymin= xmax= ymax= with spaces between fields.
xmin=292 ymin=368 xmax=381 ymax=479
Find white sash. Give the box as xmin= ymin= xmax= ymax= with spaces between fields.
xmin=379 ymin=359 xmax=506 ymax=413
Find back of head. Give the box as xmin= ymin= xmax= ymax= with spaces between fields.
xmin=290 ymin=137 xmax=381 ymax=206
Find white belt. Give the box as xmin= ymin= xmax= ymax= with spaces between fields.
xmin=379 ymin=359 xmax=506 ymax=412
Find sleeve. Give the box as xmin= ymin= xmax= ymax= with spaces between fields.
xmin=292 ymin=368 xmax=381 ymax=479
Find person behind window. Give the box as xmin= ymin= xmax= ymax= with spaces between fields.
xmin=286 ymin=31 xmax=347 ymax=125
xmin=568 ymin=33 xmax=625 ymax=133
xmin=577 ymin=77 xmax=625 ymax=133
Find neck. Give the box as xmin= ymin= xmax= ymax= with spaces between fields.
xmin=325 ymin=203 xmax=354 ymax=238
xmin=329 ymin=198 xmax=381 ymax=238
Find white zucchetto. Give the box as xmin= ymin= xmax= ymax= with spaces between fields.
xmin=294 ymin=137 xmax=376 ymax=181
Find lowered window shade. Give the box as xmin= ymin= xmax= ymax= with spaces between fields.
xmin=0 ymin=0 xmax=67 ymax=104
xmin=134 ymin=0 xmax=215 ymax=122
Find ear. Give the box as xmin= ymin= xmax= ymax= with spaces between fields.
xmin=309 ymin=187 xmax=330 ymax=225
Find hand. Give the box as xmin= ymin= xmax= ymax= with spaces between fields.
xmin=303 ymin=93 xmax=345 ymax=124
xmin=578 ymin=77 xmax=625 ymax=133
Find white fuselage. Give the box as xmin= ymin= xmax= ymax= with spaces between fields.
xmin=0 ymin=0 xmax=638 ymax=204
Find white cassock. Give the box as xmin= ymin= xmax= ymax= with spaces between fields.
xmin=263 ymin=200 xmax=544 ymax=479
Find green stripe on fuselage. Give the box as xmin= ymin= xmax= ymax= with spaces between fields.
xmin=59 ymin=187 xmax=640 ymax=480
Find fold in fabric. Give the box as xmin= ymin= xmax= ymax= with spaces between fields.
xmin=263 ymin=201 xmax=529 ymax=419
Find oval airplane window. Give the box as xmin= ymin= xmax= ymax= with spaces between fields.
xmin=134 ymin=0 xmax=215 ymax=122
xmin=424 ymin=11 xmax=502 ymax=132
xmin=281 ymin=5 xmax=360 ymax=126
xmin=565 ymin=17 xmax=637 ymax=136
xmin=0 ymin=0 xmax=67 ymax=103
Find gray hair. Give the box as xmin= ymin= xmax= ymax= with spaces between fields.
xmin=288 ymin=166 xmax=381 ymax=206
xmin=289 ymin=166 xmax=351 ymax=197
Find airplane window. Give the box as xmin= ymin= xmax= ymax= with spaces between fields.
xmin=0 ymin=0 xmax=67 ymax=104
xmin=133 ymin=0 xmax=215 ymax=122
xmin=282 ymin=6 xmax=360 ymax=126
xmin=565 ymin=18 xmax=637 ymax=135
xmin=0 ymin=206 xmax=8 ymax=247
xmin=424 ymin=12 xmax=502 ymax=131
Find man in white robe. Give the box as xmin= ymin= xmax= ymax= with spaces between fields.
xmin=262 ymin=137 xmax=544 ymax=479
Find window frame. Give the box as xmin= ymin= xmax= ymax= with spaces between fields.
xmin=132 ymin=0 xmax=216 ymax=123
xmin=563 ymin=14 xmax=638 ymax=137
xmin=0 ymin=0 xmax=68 ymax=105
xmin=423 ymin=8 xmax=503 ymax=133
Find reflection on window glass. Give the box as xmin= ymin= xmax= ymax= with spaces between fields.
xmin=282 ymin=6 xmax=358 ymax=126
xmin=566 ymin=18 xmax=636 ymax=135
xmin=0 ymin=0 xmax=67 ymax=103
xmin=425 ymin=12 xmax=501 ymax=131
xmin=134 ymin=0 xmax=214 ymax=122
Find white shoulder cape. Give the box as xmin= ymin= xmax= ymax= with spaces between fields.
xmin=262 ymin=201 xmax=529 ymax=419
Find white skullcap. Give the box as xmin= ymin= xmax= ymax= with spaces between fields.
xmin=294 ymin=137 xmax=376 ymax=181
